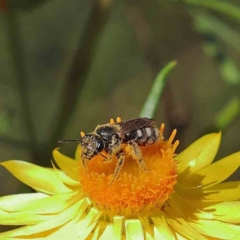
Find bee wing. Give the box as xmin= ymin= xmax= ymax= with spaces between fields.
xmin=118 ymin=118 xmax=156 ymax=135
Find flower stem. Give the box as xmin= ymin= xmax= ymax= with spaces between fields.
xmin=140 ymin=61 xmax=177 ymax=118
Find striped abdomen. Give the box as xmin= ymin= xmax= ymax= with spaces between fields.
xmin=123 ymin=127 xmax=160 ymax=146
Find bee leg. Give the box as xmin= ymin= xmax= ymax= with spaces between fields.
xmin=81 ymin=157 xmax=89 ymax=173
xmin=82 ymin=158 xmax=87 ymax=168
xmin=103 ymin=149 xmax=113 ymax=163
xmin=127 ymin=140 xmax=148 ymax=171
xmin=104 ymin=135 xmax=121 ymax=163
xmin=111 ymin=151 xmax=125 ymax=184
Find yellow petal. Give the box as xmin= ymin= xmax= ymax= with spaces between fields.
xmin=51 ymin=161 xmax=80 ymax=187
xmin=138 ymin=216 xmax=154 ymax=239
xmin=146 ymin=232 xmax=154 ymax=240
xmin=180 ymin=152 xmax=240 ymax=188
xmin=0 ymin=209 xmax=52 ymax=225
xmin=177 ymin=133 xmax=221 ymax=179
xmin=47 ymin=211 xmax=98 ymax=240
xmin=77 ymin=207 xmax=101 ymax=231
xmin=189 ymin=219 xmax=240 ymax=239
xmin=75 ymin=144 xmax=82 ymax=161
xmin=167 ymin=192 xmax=196 ymax=218
xmin=55 ymin=207 xmax=100 ymax=240
xmin=79 ymin=222 xmax=98 ymax=240
xmin=52 ymin=149 xmax=80 ymax=181
xmin=175 ymin=183 xmax=207 ymax=202
xmin=176 ymin=180 xmax=240 ymax=202
xmin=90 ymin=224 xmax=101 ymax=240
xmin=197 ymin=201 xmax=240 ymax=223
xmin=152 ymin=215 xmax=175 ymax=240
xmin=1 ymin=192 xmax=78 ymax=214
xmin=46 ymin=218 xmax=79 ymax=240
xmin=1 ymin=161 xmax=70 ymax=195
xmin=1 ymin=199 xmax=87 ymax=237
xmin=5 ymin=238 xmax=44 ymax=240
xmin=165 ymin=201 xmax=208 ymax=240
xmin=204 ymin=181 xmax=240 ymax=201
xmin=113 ymin=216 xmax=124 ymax=240
xmin=208 ymin=181 xmax=240 ymax=190
xmin=166 ymin=214 xmax=207 ymax=240
xmin=0 ymin=193 xmax=46 ymax=211
xmin=171 ymin=191 xmax=228 ymax=223
xmin=98 ymin=224 xmax=114 ymax=240
xmin=92 ymin=221 xmax=109 ymax=240
xmin=174 ymin=232 xmax=188 ymax=240
xmin=125 ymin=219 xmax=144 ymax=240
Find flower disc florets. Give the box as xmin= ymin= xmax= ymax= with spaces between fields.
xmin=79 ymin=124 xmax=179 ymax=217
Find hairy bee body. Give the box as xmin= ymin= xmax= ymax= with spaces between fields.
xmin=59 ymin=117 xmax=160 ymax=183
xmin=123 ymin=126 xmax=159 ymax=145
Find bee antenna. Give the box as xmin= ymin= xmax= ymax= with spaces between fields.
xmin=58 ymin=139 xmax=82 ymax=144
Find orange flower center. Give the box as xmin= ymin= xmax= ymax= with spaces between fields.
xmin=79 ymin=124 xmax=178 ymax=217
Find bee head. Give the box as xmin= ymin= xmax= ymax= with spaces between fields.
xmin=81 ymin=134 xmax=104 ymax=160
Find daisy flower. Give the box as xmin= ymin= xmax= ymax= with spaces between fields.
xmin=0 ymin=118 xmax=240 ymax=239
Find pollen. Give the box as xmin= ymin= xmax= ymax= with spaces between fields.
xmin=79 ymin=124 xmax=178 ymax=217
xmin=80 ymin=131 xmax=85 ymax=137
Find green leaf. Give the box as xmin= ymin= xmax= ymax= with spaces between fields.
xmin=214 ymin=97 xmax=240 ymax=130
xmin=192 ymin=11 xmax=240 ymax=53
xmin=220 ymin=57 xmax=240 ymax=85
xmin=140 ymin=61 xmax=177 ymax=118
xmin=191 ymin=10 xmax=240 ymax=85
xmin=184 ymin=0 xmax=240 ymax=22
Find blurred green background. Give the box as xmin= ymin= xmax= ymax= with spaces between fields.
xmin=0 ymin=0 xmax=240 ymax=202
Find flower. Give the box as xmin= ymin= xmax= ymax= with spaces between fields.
xmin=0 ymin=119 xmax=240 ymax=239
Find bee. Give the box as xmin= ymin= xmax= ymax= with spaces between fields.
xmin=59 ymin=117 xmax=160 ymax=183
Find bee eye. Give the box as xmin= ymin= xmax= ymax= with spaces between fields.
xmin=96 ymin=138 xmax=104 ymax=152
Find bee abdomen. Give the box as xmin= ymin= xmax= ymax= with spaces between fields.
xmin=123 ymin=127 xmax=159 ymax=146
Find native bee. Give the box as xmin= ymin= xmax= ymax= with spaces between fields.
xmin=59 ymin=117 xmax=160 ymax=183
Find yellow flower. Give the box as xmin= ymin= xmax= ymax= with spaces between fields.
xmin=0 ymin=121 xmax=240 ymax=239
